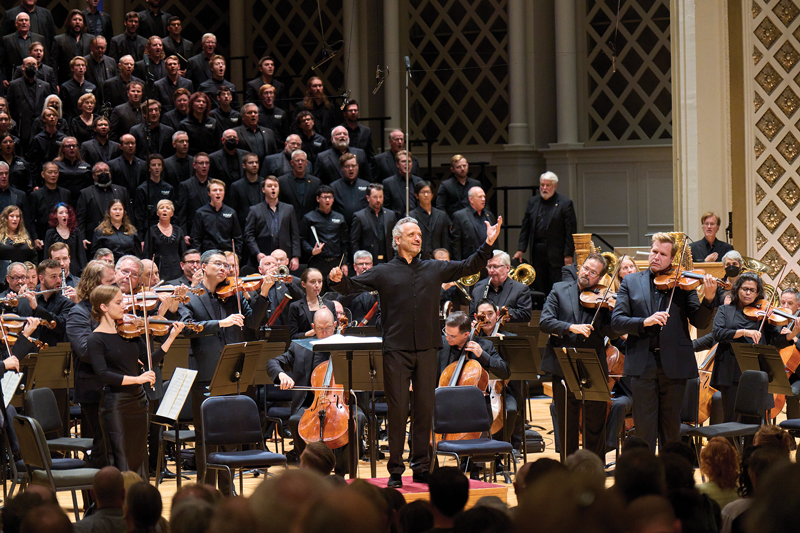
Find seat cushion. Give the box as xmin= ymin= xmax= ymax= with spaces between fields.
xmin=687 ymin=423 xmax=761 ymax=439
xmin=46 ymin=437 xmax=93 ymax=453
xmin=31 ymin=467 xmax=99 ymax=488
xmin=679 ymin=423 xmax=695 ymax=437
xmin=436 ymin=438 xmax=513 ymax=455
xmin=371 ymin=403 xmax=388 ymax=416
xmin=266 ymin=407 xmax=291 ymax=419
xmin=17 ymin=457 xmax=86 ymax=472
xmin=162 ymin=430 xmax=196 ymax=444
xmin=207 ymin=449 xmax=287 ymax=468
xmin=779 ymin=419 xmax=800 ymax=432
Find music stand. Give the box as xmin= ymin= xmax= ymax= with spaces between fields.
xmin=731 ymin=343 xmax=793 ymax=405
xmin=11 ymin=355 xmax=37 ymax=409
xmin=312 ymin=335 xmax=383 ymax=479
xmin=556 ymin=348 xmax=610 ymax=456
xmin=208 ymin=341 xmax=265 ymax=397
xmin=28 ymin=343 xmax=72 ymax=431
xmin=158 ymin=338 xmax=190 ymax=381
xmin=342 ymin=326 xmax=380 ymax=338
xmin=261 ymin=326 xmax=291 ymax=351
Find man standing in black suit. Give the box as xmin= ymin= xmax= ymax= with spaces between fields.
xmin=435 ymin=154 xmax=480 ymax=219
xmin=80 ymin=116 xmax=120 ymax=166
xmin=611 ymin=233 xmax=716 ymax=451
xmin=255 ymin=83 xmax=289 ymax=142
xmin=2 ymin=0 xmax=55 ymax=50
xmin=539 ymin=253 xmax=616 ymax=460
xmin=278 ymin=150 xmax=321 ymax=220
xmin=109 ymin=80 xmax=143 ymax=142
xmin=1 ymin=11 xmax=44 ymax=84
xmin=689 ymin=211 xmax=733 ymax=263
xmin=244 ymin=174 xmax=300 ymax=268
xmin=109 ymin=133 xmax=146 ymax=200
xmin=76 ymin=161 xmax=131 ymax=241
xmin=130 ymin=99 xmax=175 ymax=159
xmin=409 ymin=180 xmax=450 ymax=260
xmin=209 ymin=129 xmax=246 ymax=188
xmin=83 ymin=0 xmax=113 ymax=41
xmin=514 ymin=171 xmax=577 ymax=296
xmin=51 ymin=9 xmax=93 ymax=84
xmin=264 ymin=134 xmax=301 ymax=178
xmin=102 ymin=55 xmax=142 ymax=108
xmin=314 ymin=126 xmax=371 ymax=185
xmin=340 ymin=100 xmax=374 ymax=165
xmin=83 ymin=36 xmax=117 ymax=100
xmin=372 ymin=129 xmax=420 ymax=182
xmin=154 ymin=55 xmax=193 ymax=112
xmin=161 ymin=17 xmax=192 ymax=73
xmin=185 ymin=33 xmax=216 ymax=89
xmin=330 ymin=152 xmax=369 ymax=224
xmin=234 ymin=103 xmax=278 ymax=163
xmin=350 ymin=183 xmax=397 ymax=265
xmin=7 ymin=56 xmax=50 ymax=148
xmin=469 ymin=250 xmax=532 ymax=323
xmin=451 ymin=186 xmax=495 ymax=261
xmin=245 ymin=55 xmax=284 ymax=104
xmin=383 ymin=150 xmax=422 ymax=217
xmin=137 ymin=0 xmax=171 ymax=39
xmin=59 ymin=56 xmax=98 ymax=120
xmin=109 ymin=12 xmax=146 ymax=62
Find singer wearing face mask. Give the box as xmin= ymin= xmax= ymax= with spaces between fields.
xmin=76 ymin=162 xmax=132 ymax=246
xmin=714 ymin=251 xmax=745 ymax=307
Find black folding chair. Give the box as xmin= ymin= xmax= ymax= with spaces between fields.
xmin=25 ymin=388 xmax=92 ymax=456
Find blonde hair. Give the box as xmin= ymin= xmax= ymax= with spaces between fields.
xmin=0 ymin=205 xmax=32 ymax=248
xmin=651 ymin=232 xmax=677 ymax=257
xmin=156 ymin=199 xmax=174 ymax=213
xmin=77 ymin=260 xmax=116 ymax=301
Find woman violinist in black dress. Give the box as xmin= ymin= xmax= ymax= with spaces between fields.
xmin=88 ymin=284 xmax=184 ymax=478
xmin=711 ymin=271 xmax=800 ymax=422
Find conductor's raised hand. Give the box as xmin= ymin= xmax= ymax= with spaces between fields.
xmin=485 ymin=216 xmax=503 ymax=246
xmin=220 ymin=314 xmax=244 ymax=328
xmin=329 ymin=267 xmax=343 ymax=283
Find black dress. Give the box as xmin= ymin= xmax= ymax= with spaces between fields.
xmin=88 ymin=331 xmax=165 ymax=479
xmin=44 ymin=228 xmax=88 ymax=276
xmin=91 ymin=226 xmax=142 ymax=259
xmin=0 ymin=237 xmax=37 ymax=283
xmin=70 ymin=116 xmax=97 ymax=145
xmin=287 ymin=298 xmax=337 ymax=339
xmin=144 ymin=224 xmax=186 ymax=281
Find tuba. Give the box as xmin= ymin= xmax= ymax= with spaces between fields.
xmin=509 ymin=263 xmax=536 ymax=285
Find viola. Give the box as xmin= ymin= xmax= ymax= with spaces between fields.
xmin=115 ymin=314 xmax=201 ymax=339
xmin=147 ymin=285 xmax=206 ymax=303
xmin=0 ymin=314 xmax=56 ymax=334
xmin=580 ymin=286 xmax=617 ymax=310
xmin=122 ymin=292 xmax=160 ymax=312
xmin=654 ymin=268 xmax=731 ymax=292
xmin=603 ymin=341 xmax=634 ymax=432
xmin=298 ymin=359 xmax=349 ymax=449
xmin=743 ymin=300 xmax=798 ymax=327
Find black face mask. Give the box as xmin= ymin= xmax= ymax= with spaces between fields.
xmin=24 ymin=66 xmax=36 ymax=79
xmin=725 ymin=265 xmax=741 ymax=278
xmin=224 ymin=138 xmax=238 ymax=151
xmin=95 ymin=172 xmax=112 ymax=187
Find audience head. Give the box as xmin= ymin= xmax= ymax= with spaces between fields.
xmin=2 ymin=492 xmax=45 ymax=533
xmin=753 ymin=424 xmax=792 ymax=456
xmin=250 ymin=469 xmax=326 ymax=533
xmin=746 ymin=462 xmax=800 ymax=533
xmin=625 ymin=495 xmax=681 ymax=533
xmin=300 ymin=441 xmax=336 ymax=475
xmin=698 ymin=437 xmax=739 ymax=490
xmin=397 ymin=500 xmax=433 ymax=533
xmin=565 ymin=450 xmax=606 ymax=493
xmin=208 ymin=497 xmax=257 ymax=533
xmin=614 ymin=448 xmax=665 ymax=504
xmin=19 ymin=504 xmax=71 ymax=533
xmin=92 ymin=466 xmax=125 ymax=509
xmin=429 ymin=466 xmax=469 ymax=519
xmin=169 ymin=496 xmax=215 ymax=533
xmin=453 ymin=506 xmax=512 ymax=533
xmin=124 ymin=482 xmax=162 ymax=531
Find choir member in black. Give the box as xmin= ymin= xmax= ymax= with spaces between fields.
xmin=0 ymin=162 xmax=31 ymax=232
xmin=109 ymin=80 xmax=143 ymax=143
xmin=469 ymin=251 xmax=532 ymax=323
xmin=234 ymin=104 xmax=278 ymax=163
xmin=49 ymin=242 xmax=81 ymax=290
xmin=76 ymin=161 xmax=131 ymax=242
xmin=245 ymin=56 xmax=284 ymax=104
xmin=434 ymin=248 xmax=470 ymax=312
xmin=109 ymin=134 xmax=146 ymax=200
xmin=0 ymin=115 xmax=19 ymax=155
xmin=197 ymin=56 xmax=237 ymax=111
xmin=690 ymin=212 xmax=733 ymax=263
xmin=80 ymin=117 xmax=121 ymax=167
xmin=51 ymin=10 xmax=93 ymax=85
xmin=299 ymin=76 xmax=339 ymax=137
xmin=1 ymin=11 xmax=41 ymax=81
xmin=256 ymin=84 xmax=289 ymax=142
xmin=711 ymin=272 xmax=799 ymax=422
xmin=137 ymin=1 xmax=171 ymax=39
xmin=409 ymin=181 xmax=450 ymax=260
xmin=1 ymin=135 xmax=32 ymax=195
xmin=294 ymin=111 xmax=327 ymax=167
xmin=351 ymin=184 xmax=397 ymax=266
xmin=69 ymin=93 xmax=97 ymax=144
xmin=330 ymin=153 xmax=369 ymax=224
xmin=336 ymin=251 xmax=379 ymax=326
xmin=55 ymin=136 xmax=94 ymax=205
xmin=437 ymin=310 xmax=510 ymax=386
xmin=244 ymin=174 xmax=299 ymax=267
xmin=134 ymin=154 xmax=176 ymax=233
xmin=451 ymin=187 xmax=496 ymax=261
xmin=29 ymin=108 xmax=65 ymax=172
xmin=83 ymin=2 xmax=113 ymax=40
xmin=160 ymin=87 xmax=189 ymax=131
xmin=301 ymin=185 xmax=350 ymax=286
xmin=288 ymin=268 xmax=336 ymax=339
xmin=31 ymin=95 xmax=70 ymax=138
xmin=178 ymin=92 xmax=220 ymax=156
xmin=16 ymin=259 xmax=75 ymax=346
xmin=154 ymin=56 xmax=193 ymax=113
xmin=315 ymin=127 xmax=372 ymax=185
xmin=12 ymin=42 xmax=57 ymax=93
xmin=435 ymin=155 xmax=481 ymax=219
xmin=108 ymin=12 xmax=146 ymax=62
xmin=611 ymin=233 xmax=715 ymax=451
xmin=383 ymin=151 xmax=422 ymax=216
xmin=190 ymin=178 xmax=242 ymax=255
xmin=59 ymin=56 xmax=97 ymax=120
xmin=209 ymin=129 xmax=246 ymax=188
xmin=265 ymin=134 xmax=300 ymax=178
xmin=144 ymin=199 xmax=185 ymax=281
xmin=176 ymin=152 xmax=209 ymax=233
xmin=88 ymin=284 xmax=184 ymax=478
xmin=0 ymin=206 xmax=36 ymax=274
xmin=185 ymin=33 xmax=215 ymax=88
xmin=167 ymin=249 xmax=201 ymax=287
xmin=90 ymin=199 xmax=141 ymax=259
xmin=102 ymin=56 xmax=141 ymax=109
xmin=278 ymin=149 xmax=321 ymax=220
xmin=133 ymin=36 xmax=165 ymax=82
xmin=539 ymin=253 xmax=615 ymax=460
xmin=31 ymin=162 xmax=71 ymax=244
xmin=44 ymin=204 xmax=87 ymax=277
xmin=161 ymin=18 xmax=192 ymax=72
xmin=340 ymin=100 xmax=374 ymax=163
xmin=209 ymin=86 xmax=241 ymax=131
xmin=131 ymin=99 xmax=175 ymax=160
xmin=372 ymin=129 xmax=421 ymax=182
xmin=178 ymin=249 xmax=269 ymax=489
xmin=83 ymin=36 xmax=117 ymax=97
xmin=67 ymin=260 xmax=123 ymax=467
xmin=229 ymin=153 xmax=262 ymax=228
xmin=329 ymin=215 xmax=502 ymax=487
xmin=7 ymin=56 xmax=51 ymax=151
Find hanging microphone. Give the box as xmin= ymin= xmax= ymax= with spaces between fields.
xmin=339 ymin=89 xmax=351 ymax=110
xmin=373 ymin=66 xmax=389 ymax=95
xmin=404 ymin=56 xmax=412 ymax=79
xmin=312 ymin=43 xmax=340 ymax=71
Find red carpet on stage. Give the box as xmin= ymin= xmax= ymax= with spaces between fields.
xmin=349 ymin=477 xmax=509 ymax=506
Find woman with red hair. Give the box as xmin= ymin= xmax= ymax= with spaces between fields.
xmin=177 ymin=92 xmax=220 ymax=155
xmin=43 ymin=202 xmax=87 ymax=276
xmin=697 ymin=436 xmax=740 ymax=509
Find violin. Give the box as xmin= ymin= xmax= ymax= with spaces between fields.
xmin=115 ymin=314 xmax=201 ymax=339
xmin=297 ymin=359 xmax=349 ymax=449
xmin=215 ymin=273 xmax=291 ymax=300
xmin=604 ymin=340 xmax=634 ymax=432
xmin=435 ymin=313 xmax=490 ymax=443
xmin=580 ymin=286 xmax=617 ymax=310
xmin=122 ymin=292 xmax=161 ymax=312
xmin=0 ymin=330 xmax=47 ymax=350
xmin=654 ymin=267 xmax=731 ymax=292
xmin=146 ymin=285 xmax=205 ymax=303
xmin=743 ymin=300 xmax=798 ymax=327
xmin=0 ymin=314 xmax=56 ymax=334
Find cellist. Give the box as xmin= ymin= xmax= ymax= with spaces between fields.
xmin=779 ymin=288 xmax=800 ymax=420
xmin=540 ymin=252 xmax=617 ymax=461
xmin=265 ymin=307 xmax=366 ymax=476
xmin=436 ymin=310 xmax=509 ymax=383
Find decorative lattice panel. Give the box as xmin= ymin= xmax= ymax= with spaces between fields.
xmin=584 ymin=0 xmax=672 ymax=144
xmin=749 ymin=0 xmax=800 ymax=290
xmin=406 ymin=0 xmax=509 ymax=147
xmin=246 ymin=0 xmax=345 ymax=107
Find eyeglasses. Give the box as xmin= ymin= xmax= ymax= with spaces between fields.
xmin=342 ymin=164 xmax=358 ymax=170
xmin=118 ymin=269 xmax=139 ymax=277
xmin=8 ymin=276 xmax=26 ymax=281
xmin=442 ymin=327 xmax=464 ymax=340
xmin=355 ymin=262 xmax=372 ymax=267
xmin=580 ymin=266 xmax=601 ymax=278
xmin=184 ymin=260 xmax=201 ymax=265
xmin=486 ymin=264 xmax=507 ymax=271
xmin=740 ymin=287 xmax=758 ymax=293
xmin=207 ymin=261 xmax=228 ymax=268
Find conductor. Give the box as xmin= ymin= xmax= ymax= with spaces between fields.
xmin=329 ymin=214 xmax=503 ymax=488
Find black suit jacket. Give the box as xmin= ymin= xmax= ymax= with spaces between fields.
xmin=109 ymin=102 xmax=143 ymax=142
xmin=469 ymin=277 xmax=532 ymax=323
xmin=80 ymin=138 xmax=121 ymax=166
xmin=130 ymin=122 xmax=175 ymax=159
xmin=50 ymin=32 xmax=94 ymax=84
xmin=2 ymin=6 xmax=55 ymax=48
xmin=372 ymin=151 xmax=420 ymax=181
xmin=262 ymin=151 xmax=291 ymax=178
xmin=75 ymin=183 xmax=131 ymax=237
xmin=11 ymin=63 xmax=57 ymax=94
xmin=82 ymin=9 xmax=113 ymax=41
xmin=1 ymin=32 xmax=45 ymax=80
xmin=245 ymin=76 xmax=285 ymax=103
xmin=287 ymin=299 xmax=337 ymax=340
xmin=278 ymin=172 xmax=321 ymax=219
xmin=408 ymin=206 xmax=450 ymax=260
xmin=83 ymin=54 xmax=118 ymax=97
xmin=162 ymin=36 xmax=193 ymax=66
xmin=209 ymin=148 xmax=247 ymax=188
xmin=539 ymin=280 xmax=616 ymax=377
xmin=185 ymin=53 xmax=212 ymax=88
xmin=314 ymin=147 xmax=371 ymax=185
xmin=266 ymin=341 xmax=330 ymax=415
xmin=67 ymin=300 xmax=102 ymax=403
xmin=7 ymin=76 xmax=51 ymax=145
xmin=517 ymin=192 xmax=577 ymax=266
xmin=137 ymin=9 xmax=171 ymax=39
xmin=611 ymin=270 xmax=713 ymax=379
xmin=234 ymin=124 xmax=278 ymax=157
xmin=102 ymin=75 xmax=144 ymax=108
xmin=450 ymin=207 xmax=496 ymax=261
xmin=244 ymin=200 xmax=301 ymax=260
xmin=153 ymin=75 xmax=193 ymax=111
xmin=435 ymin=176 xmax=481 ymax=218
xmin=350 ymin=207 xmax=397 ymax=263
xmin=382 ymin=174 xmax=422 ymax=215
xmin=108 ymin=33 xmax=146 ymax=62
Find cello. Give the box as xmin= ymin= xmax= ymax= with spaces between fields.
xmin=434 ymin=313 xmax=489 ymax=443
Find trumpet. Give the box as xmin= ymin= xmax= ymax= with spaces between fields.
xmin=453 ymin=273 xmax=480 ymax=301
xmin=509 ymin=263 xmax=535 ymax=285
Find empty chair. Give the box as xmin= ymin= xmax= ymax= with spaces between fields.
xmin=24 ymin=388 xmax=93 ymax=456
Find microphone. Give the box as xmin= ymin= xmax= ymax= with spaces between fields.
xmin=373 ymin=66 xmax=388 ymax=95
xmin=404 ymin=56 xmax=412 ymax=79
xmin=339 ymin=89 xmax=351 ymax=110
xmin=312 ymin=43 xmax=340 ymax=71
xmin=144 ymin=54 xmax=149 ymax=66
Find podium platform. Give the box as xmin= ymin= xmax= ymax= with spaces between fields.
xmin=349 ymin=477 xmax=508 ymax=506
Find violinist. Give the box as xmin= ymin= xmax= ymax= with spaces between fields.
xmin=265 ymin=308 xmax=366 ymax=475
xmin=711 ymin=273 xmax=800 ymax=422
xmin=15 ymin=259 xmax=74 ymax=347
xmin=287 ymin=267 xmax=336 ymax=339
xmin=468 ymin=250 xmax=532 ymax=323
xmin=178 ymin=249 xmax=269 ymax=490
xmin=87 ymin=284 xmax=185 ymax=479
xmin=540 ymin=253 xmax=616 ymax=460
xmin=167 ymin=249 xmax=203 ymax=288
xmin=779 ymin=288 xmax=800 ymax=420
xmin=1 ymin=317 xmax=43 ymax=434
xmin=611 ymin=232 xmax=715 ymax=452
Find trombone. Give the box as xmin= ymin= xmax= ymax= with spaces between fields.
xmin=453 ymin=273 xmax=480 ymax=301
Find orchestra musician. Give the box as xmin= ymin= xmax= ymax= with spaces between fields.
xmin=87 ymin=284 xmax=184 ymax=479
xmin=437 ymin=310 xmax=509 ymax=382
xmin=265 ymin=307 xmax=366 ymax=475
xmin=611 ymin=233 xmax=716 ymax=451
xmin=539 ymin=252 xmax=615 ymax=460
xmin=177 ymin=249 xmax=269 ymax=490
xmin=434 ymin=248 xmax=469 ymax=313
xmin=287 ymin=268 xmax=336 ymax=339
xmin=779 ymin=288 xmax=800 ymax=420
xmin=329 ymin=215 xmax=503 ymax=488
xmin=711 ymin=272 xmax=799 ymax=422
xmin=689 ymin=212 xmax=733 ymax=263
xmin=254 ymin=254 xmax=302 ymax=328
xmin=336 ymin=251 xmax=379 ymax=326
xmin=469 ymin=250 xmax=532 ymax=323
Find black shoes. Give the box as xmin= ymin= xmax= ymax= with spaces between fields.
xmin=387 ymin=473 xmax=403 ymax=488
xmin=412 ymin=471 xmax=430 ymax=484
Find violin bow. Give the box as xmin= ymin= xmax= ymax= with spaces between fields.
xmin=663 ymin=235 xmax=689 ymax=321
xmin=0 ymin=310 xmax=15 ymax=358
xmin=139 ymin=258 xmax=157 ymax=389
xmin=758 ymin=262 xmax=787 ymax=334
xmin=590 ymin=254 xmax=626 ymax=328
xmin=232 ymin=240 xmax=243 ymax=330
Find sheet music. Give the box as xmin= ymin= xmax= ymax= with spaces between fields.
xmin=1 ymin=371 xmax=23 ymax=407
xmin=155 ymin=368 xmax=197 ymax=421
xmin=310 ymin=334 xmax=383 ymax=346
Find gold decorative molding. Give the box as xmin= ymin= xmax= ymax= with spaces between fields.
xmin=756 ymin=108 xmax=786 ymax=141
xmin=780 ymin=270 xmax=800 ymax=289
xmin=756 ymin=62 xmax=784 ymax=94
xmin=762 ymin=246 xmax=788 ymax=271
xmin=777 ymin=131 xmax=800 ymax=162
xmin=773 ymin=0 xmax=800 ymax=26
xmin=778 ymin=177 xmax=800 ymax=208
xmin=757 ymin=154 xmax=786 ymax=186
xmin=776 ymin=86 xmax=800 ymax=116
xmin=775 ymin=40 xmax=800 ymax=72
xmin=756 ymin=16 xmax=782 ymax=49
xmin=756 ymin=138 xmax=767 ymax=158
xmin=757 ymin=228 xmax=768 ymax=251
xmin=759 ymin=200 xmax=787 ymax=232
xmin=779 ymin=224 xmax=800 ymax=254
